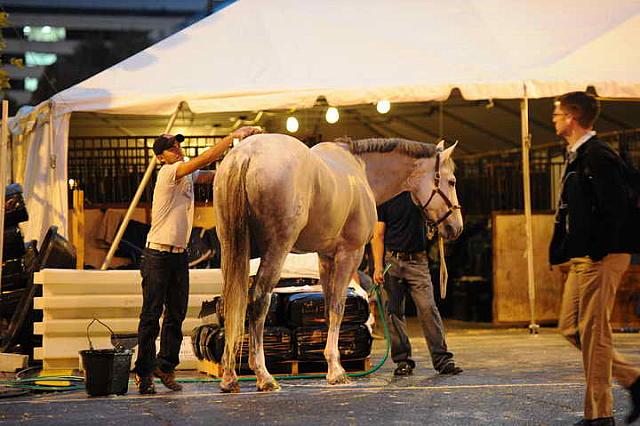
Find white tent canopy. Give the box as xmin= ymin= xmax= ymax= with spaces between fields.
xmin=52 ymin=0 xmax=640 ymax=115
xmin=10 ymin=0 xmax=640 ymax=245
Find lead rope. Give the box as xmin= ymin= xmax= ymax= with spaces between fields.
xmin=438 ymin=235 xmax=448 ymax=299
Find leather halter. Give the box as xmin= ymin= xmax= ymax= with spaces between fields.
xmin=420 ymin=150 xmax=461 ymax=238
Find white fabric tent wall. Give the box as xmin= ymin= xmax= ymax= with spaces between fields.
xmin=10 ymin=106 xmax=70 ymax=245
xmin=9 ymin=0 xmax=640 ymax=249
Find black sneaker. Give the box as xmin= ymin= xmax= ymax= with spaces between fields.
xmin=626 ymin=377 xmax=640 ymax=424
xmin=573 ymin=417 xmax=614 ymax=426
xmin=135 ymin=375 xmax=156 ymax=395
xmin=393 ymin=362 xmax=414 ymax=376
xmin=439 ymin=362 xmax=463 ymax=375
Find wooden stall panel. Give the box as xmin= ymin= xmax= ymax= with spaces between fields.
xmin=493 ymin=213 xmax=564 ymax=324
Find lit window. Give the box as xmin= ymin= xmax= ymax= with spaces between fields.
xmin=24 ymin=77 xmax=38 ymax=92
xmin=24 ymin=26 xmax=66 ymax=42
xmin=25 ymin=52 xmax=57 ymax=66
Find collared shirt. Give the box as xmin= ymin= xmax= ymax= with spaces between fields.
xmin=568 ymin=130 xmax=596 ymax=154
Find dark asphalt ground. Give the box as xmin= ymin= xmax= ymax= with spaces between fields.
xmin=1 ymin=321 xmax=640 ymax=425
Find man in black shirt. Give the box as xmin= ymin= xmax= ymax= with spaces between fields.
xmin=372 ymin=191 xmax=462 ymax=376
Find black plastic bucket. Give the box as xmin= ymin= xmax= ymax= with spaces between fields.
xmin=80 ymin=318 xmax=134 ymax=397
xmin=80 ymin=348 xmax=132 ymax=396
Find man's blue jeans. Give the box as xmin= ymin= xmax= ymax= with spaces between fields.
xmin=134 ymin=248 xmax=189 ymax=376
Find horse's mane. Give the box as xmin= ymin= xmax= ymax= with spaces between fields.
xmin=339 ymin=137 xmax=436 ymax=159
xmin=338 ymin=137 xmax=456 ymax=171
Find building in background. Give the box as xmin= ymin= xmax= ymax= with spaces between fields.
xmin=1 ymin=0 xmax=232 ymax=110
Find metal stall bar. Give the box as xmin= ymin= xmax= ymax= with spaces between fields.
xmin=100 ymin=102 xmax=185 ymax=270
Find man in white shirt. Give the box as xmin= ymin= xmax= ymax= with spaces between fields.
xmin=134 ymin=126 xmax=261 ymax=394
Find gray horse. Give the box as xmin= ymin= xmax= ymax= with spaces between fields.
xmin=213 ymin=134 xmax=463 ymax=393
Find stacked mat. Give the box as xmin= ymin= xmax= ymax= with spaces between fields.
xmin=192 ymin=279 xmax=372 ymax=367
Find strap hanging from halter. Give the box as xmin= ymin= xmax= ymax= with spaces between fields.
xmin=438 ymin=236 xmax=448 ymax=299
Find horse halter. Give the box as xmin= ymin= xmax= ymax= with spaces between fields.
xmin=420 ymin=149 xmax=461 ymax=239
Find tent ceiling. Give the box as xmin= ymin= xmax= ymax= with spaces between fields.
xmin=69 ymin=97 xmax=640 ymax=156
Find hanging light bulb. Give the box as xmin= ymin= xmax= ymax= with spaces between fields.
xmin=286 ymin=116 xmax=299 ymax=133
xmin=376 ymin=100 xmax=391 ymax=114
xmin=325 ymin=107 xmax=339 ymax=124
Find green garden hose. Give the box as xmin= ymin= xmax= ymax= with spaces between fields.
xmin=178 ymin=265 xmax=392 ymax=383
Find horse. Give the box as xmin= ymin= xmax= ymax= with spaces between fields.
xmin=213 ymin=134 xmax=463 ymax=393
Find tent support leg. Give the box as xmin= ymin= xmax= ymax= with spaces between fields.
xmin=100 ymin=102 xmax=185 ymax=270
xmin=0 ymin=100 xmax=9 ymax=285
xmin=520 ymin=91 xmax=539 ymax=334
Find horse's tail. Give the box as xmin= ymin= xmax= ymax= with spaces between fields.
xmin=220 ymin=156 xmax=251 ymax=374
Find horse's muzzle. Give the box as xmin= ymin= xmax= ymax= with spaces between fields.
xmin=443 ymin=223 xmax=463 ymax=241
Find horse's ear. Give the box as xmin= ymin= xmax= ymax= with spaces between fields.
xmin=436 ymin=139 xmax=445 ymax=150
xmin=440 ymin=141 xmax=458 ymax=161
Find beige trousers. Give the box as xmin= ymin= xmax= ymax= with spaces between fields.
xmin=558 ymin=254 xmax=640 ymax=419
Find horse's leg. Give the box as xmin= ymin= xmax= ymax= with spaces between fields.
xmin=248 ymin=245 xmax=296 ymax=392
xmin=321 ymin=247 xmax=364 ymax=385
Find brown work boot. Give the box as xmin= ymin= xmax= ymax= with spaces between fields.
xmin=153 ymin=368 xmax=183 ymax=391
xmin=135 ymin=375 xmax=156 ymax=395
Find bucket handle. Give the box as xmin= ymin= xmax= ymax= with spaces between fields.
xmin=86 ymin=318 xmax=117 ymax=350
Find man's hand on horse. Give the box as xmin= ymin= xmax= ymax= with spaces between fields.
xmin=231 ymin=126 xmax=264 ymax=141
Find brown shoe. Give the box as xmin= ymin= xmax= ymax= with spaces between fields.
xmin=135 ymin=375 xmax=156 ymax=395
xmin=153 ymin=368 xmax=183 ymax=391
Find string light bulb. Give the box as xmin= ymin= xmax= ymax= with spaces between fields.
xmin=376 ymin=100 xmax=391 ymax=114
xmin=286 ymin=116 xmax=299 ymax=133
xmin=325 ymin=107 xmax=339 ymax=124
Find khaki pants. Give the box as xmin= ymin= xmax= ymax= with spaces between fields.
xmin=558 ymin=254 xmax=640 ymax=419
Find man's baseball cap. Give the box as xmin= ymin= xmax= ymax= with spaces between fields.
xmin=153 ymin=134 xmax=185 ymax=155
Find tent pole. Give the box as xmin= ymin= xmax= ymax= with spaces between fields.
xmin=0 ymin=100 xmax=9 ymax=288
xmin=100 ymin=102 xmax=185 ymax=270
xmin=438 ymin=101 xmax=444 ymax=138
xmin=520 ymin=88 xmax=539 ymax=334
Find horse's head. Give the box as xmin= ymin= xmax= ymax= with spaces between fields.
xmin=408 ymin=140 xmax=463 ymax=241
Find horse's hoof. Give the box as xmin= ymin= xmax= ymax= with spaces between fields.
xmin=327 ymin=374 xmax=351 ymax=385
xmin=257 ymin=380 xmax=281 ymax=392
xmin=220 ymin=381 xmax=240 ymax=393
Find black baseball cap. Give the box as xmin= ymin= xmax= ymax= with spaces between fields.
xmin=153 ymin=133 xmax=185 ymax=155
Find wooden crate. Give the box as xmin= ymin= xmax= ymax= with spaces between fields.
xmin=492 ymin=213 xmax=565 ymax=324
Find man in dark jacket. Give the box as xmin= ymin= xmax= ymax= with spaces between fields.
xmin=549 ymin=91 xmax=640 ymax=425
